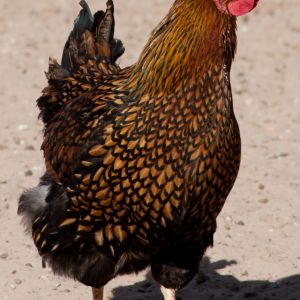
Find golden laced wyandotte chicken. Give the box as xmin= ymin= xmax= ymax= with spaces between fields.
xmin=18 ymin=0 xmax=260 ymax=299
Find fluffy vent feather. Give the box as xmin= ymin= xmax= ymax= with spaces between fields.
xmin=18 ymin=175 xmax=50 ymax=234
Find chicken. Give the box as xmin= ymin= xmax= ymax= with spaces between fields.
xmin=18 ymin=0 xmax=260 ymax=299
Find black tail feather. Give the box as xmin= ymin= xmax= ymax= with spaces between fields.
xmin=61 ymin=0 xmax=124 ymax=72
xmin=94 ymin=0 xmax=115 ymax=44
xmin=37 ymin=0 xmax=125 ymax=125
xmin=61 ymin=0 xmax=94 ymax=70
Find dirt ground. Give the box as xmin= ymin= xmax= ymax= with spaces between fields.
xmin=0 ymin=0 xmax=299 ymax=299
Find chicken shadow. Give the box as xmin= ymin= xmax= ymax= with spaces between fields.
xmin=110 ymin=257 xmax=300 ymax=300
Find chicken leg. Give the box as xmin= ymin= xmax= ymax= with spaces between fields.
xmin=92 ymin=287 xmax=104 ymax=300
xmin=160 ymin=286 xmax=176 ymax=300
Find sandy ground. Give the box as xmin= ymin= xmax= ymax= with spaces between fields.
xmin=0 ymin=0 xmax=299 ymax=299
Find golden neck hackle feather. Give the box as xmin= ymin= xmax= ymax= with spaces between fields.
xmin=127 ymin=0 xmax=237 ymax=96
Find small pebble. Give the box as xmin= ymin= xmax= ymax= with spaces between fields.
xmin=0 ymin=144 xmax=8 ymax=150
xmin=40 ymin=275 xmax=48 ymax=281
xmin=0 ymin=253 xmax=8 ymax=259
xmin=25 ymin=263 xmax=33 ymax=267
xmin=13 ymin=137 xmax=21 ymax=145
xmin=12 ymin=270 xmax=17 ymax=274
xmin=279 ymin=152 xmax=289 ymax=157
xmin=259 ymin=198 xmax=269 ymax=204
xmin=236 ymin=220 xmax=245 ymax=226
xmin=25 ymin=145 xmax=35 ymax=151
xmin=53 ymin=283 xmax=61 ymax=290
xmin=225 ymin=224 xmax=231 ymax=230
xmin=14 ymin=279 xmax=22 ymax=285
xmin=25 ymin=170 xmax=33 ymax=176
xmin=258 ymin=184 xmax=265 ymax=190
xmin=17 ymin=124 xmax=29 ymax=131
xmin=10 ymin=284 xmax=16 ymax=290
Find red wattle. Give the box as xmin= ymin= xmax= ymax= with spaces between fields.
xmin=228 ymin=0 xmax=259 ymax=16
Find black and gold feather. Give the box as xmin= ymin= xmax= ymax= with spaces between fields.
xmin=19 ymin=0 xmax=241 ymax=290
